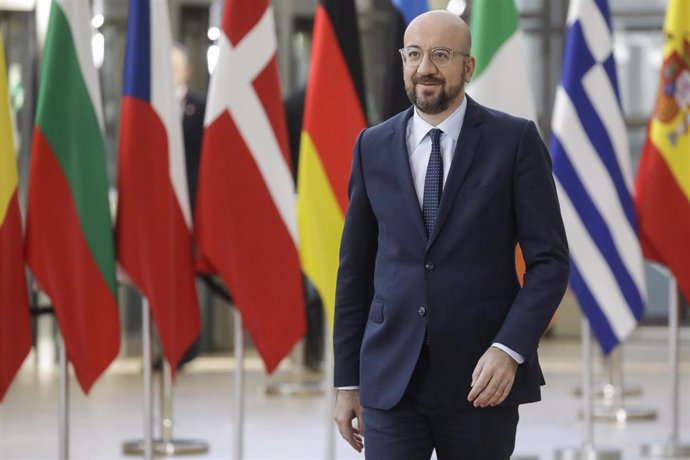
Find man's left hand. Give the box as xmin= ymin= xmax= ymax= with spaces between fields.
xmin=467 ymin=347 xmax=518 ymax=408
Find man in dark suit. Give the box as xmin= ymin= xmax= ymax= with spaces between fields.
xmin=333 ymin=11 xmax=569 ymax=459
xmin=172 ymin=43 xmax=206 ymax=365
xmin=172 ymin=43 xmax=206 ymax=214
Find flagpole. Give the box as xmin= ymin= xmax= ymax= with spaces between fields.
xmin=58 ymin=333 xmax=69 ymax=460
xmin=585 ymin=349 xmax=656 ymax=423
xmin=123 ymin=298 xmax=154 ymax=458
xmin=122 ymin=300 xmax=208 ymax=456
xmin=641 ymin=264 xmax=690 ymax=457
xmin=555 ymin=319 xmax=620 ymax=460
xmin=234 ymin=308 xmax=245 ymax=460
xmin=154 ymin=361 xmax=209 ymax=454
xmin=324 ymin=321 xmax=335 ymax=460
xmin=583 ymin=318 xmax=596 ymax=451
xmin=161 ymin=360 xmax=174 ymax=442
xmin=142 ymin=298 xmax=154 ymax=460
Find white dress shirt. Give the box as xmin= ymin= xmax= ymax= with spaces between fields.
xmin=406 ymin=97 xmax=467 ymax=208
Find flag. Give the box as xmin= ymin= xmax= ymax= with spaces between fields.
xmin=467 ymin=0 xmax=537 ymax=283
xmin=117 ymin=0 xmax=200 ymax=372
xmin=381 ymin=0 xmax=429 ymax=119
xmin=634 ymin=0 xmax=690 ymax=301
xmin=0 ymin=33 xmax=31 ymax=402
xmin=296 ymin=0 xmax=367 ymax=327
xmin=467 ymin=0 xmax=536 ymax=121
xmin=195 ymin=0 xmax=305 ymax=372
xmin=550 ymin=0 xmax=645 ymax=353
xmin=25 ymin=0 xmax=119 ymax=392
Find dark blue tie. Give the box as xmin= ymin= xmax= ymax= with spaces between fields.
xmin=422 ymin=128 xmax=443 ymax=235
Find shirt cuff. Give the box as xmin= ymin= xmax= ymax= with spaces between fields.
xmin=336 ymin=386 xmax=360 ymax=390
xmin=491 ymin=343 xmax=524 ymax=364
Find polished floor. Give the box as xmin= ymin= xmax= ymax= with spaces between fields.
xmin=2 ymin=329 xmax=690 ymax=460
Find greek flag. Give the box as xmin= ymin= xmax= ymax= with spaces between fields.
xmin=550 ymin=0 xmax=645 ymax=353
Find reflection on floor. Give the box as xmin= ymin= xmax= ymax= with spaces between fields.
xmin=1 ymin=329 xmax=689 ymax=460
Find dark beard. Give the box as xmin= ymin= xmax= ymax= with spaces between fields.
xmin=406 ymin=76 xmax=464 ymax=115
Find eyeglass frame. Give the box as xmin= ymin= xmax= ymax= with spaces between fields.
xmin=398 ymin=46 xmax=470 ymax=68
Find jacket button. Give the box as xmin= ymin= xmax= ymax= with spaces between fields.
xmin=425 ymin=262 xmax=435 ymax=271
xmin=418 ymin=306 xmax=427 ymax=316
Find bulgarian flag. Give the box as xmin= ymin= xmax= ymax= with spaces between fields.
xmin=466 ymin=0 xmax=536 ymax=284
xmin=0 ymin=33 xmax=31 ymax=402
xmin=635 ymin=0 xmax=690 ymax=301
xmin=466 ymin=0 xmax=536 ymax=121
xmin=296 ymin=0 xmax=367 ymax=327
xmin=25 ymin=0 xmax=120 ymax=393
xmin=117 ymin=0 xmax=200 ymax=372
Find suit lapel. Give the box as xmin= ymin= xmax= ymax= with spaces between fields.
xmin=427 ymin=96 xmax=484 ymax=250
xmin=390 ymin=108 xmax=428 ymax=243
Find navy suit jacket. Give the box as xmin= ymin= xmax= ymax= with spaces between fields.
xmin=333 ymin=96 xmax=570 ymax=411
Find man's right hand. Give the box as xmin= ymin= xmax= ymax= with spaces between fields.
xmin=334 ymin=389 xmax=364 ymax=452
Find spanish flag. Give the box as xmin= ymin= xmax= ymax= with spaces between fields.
xmin=297 ymin=0 xmax=367 ymax=327
xmin=634 ymin=0 xmax=690 ymax=301
xmin=0 ymin=33 xmax=31 ymax=402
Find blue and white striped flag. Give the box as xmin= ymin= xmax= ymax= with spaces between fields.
xmin=550 ymin=0 xmax=645 ymax=353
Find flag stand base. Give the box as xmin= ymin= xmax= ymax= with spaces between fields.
xmin=557 ymin=322 xmax=622 ymax=460
xmin=264 ymin=370 xmax=325 ymax=397
xmin=555 ymin=446 xmax=621 ymax=460
xmin=639 ymin=268 xmax=690 ymax=459
xmin=571 ymin=383 xmax=643 ymax=398
xmin=579 ymin=405 xmax=657 ymax=423
xmin=576 ymin=348 xmax=657 ymax=423
xmin=641 ymin=441 xmax=690 ymax=458
xmin=122 ymin=439 xmax=209 ymax=456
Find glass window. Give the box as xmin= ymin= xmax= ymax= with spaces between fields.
xmin=614 ymin=30 xmax=664 ymax=121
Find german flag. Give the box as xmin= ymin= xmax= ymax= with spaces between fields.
xmin=635 ymin=0 xmax=690 ymax=301
xmin=297 ymin=0 xmax=367 ymax=327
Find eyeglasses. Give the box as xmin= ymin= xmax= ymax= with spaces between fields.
xmin=398 ymin=47 xmax=469 ymax=68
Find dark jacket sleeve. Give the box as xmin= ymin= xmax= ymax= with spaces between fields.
xmin=494 ymin=120 xmax=570 ymax=359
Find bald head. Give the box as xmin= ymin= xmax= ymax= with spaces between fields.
xmin=404 ymin=10 xmax=471 ymax=55
xmin=400 ymin=10 xmax=475 ymax=124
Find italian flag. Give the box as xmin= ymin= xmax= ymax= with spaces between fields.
xmin=466 ymin=0 xmax=536 ymax=121
xmin=25 ymin=0 xmax=119 ymax=393
xmin=466 ymin=0 xmax=537 ymax=284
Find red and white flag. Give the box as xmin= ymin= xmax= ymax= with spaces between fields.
xmin=116 ymin=0 xmax=200 ymax=371
xmin=195 ymin=0 xmax=305 ymax=372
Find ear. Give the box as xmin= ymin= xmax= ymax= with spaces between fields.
xmin=464 ymin=56 xmax=477 ymax=82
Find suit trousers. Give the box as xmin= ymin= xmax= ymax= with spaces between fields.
xmin=362 ymin=344 xmax=519 ymax=460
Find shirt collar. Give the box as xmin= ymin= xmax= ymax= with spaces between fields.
xmin=411 ymin=96 xmax=468 ymax=147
